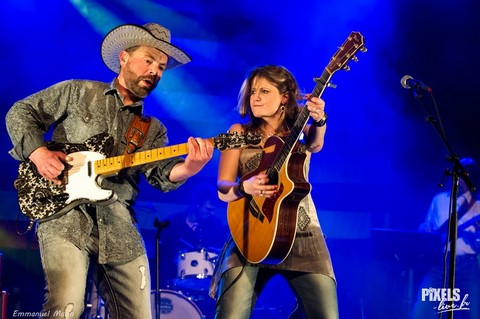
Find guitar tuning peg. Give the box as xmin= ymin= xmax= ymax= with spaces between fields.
xmin=360 ymin=46 xmax=367 ymax=53
xmin=343 ymin=65 xmax=351 ymax=72
xmin=351 ymin=55 xmax=359 ymax=62
xmin=327 ymin=82 xmax=337 ymax=89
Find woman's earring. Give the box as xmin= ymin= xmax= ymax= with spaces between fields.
xmin=280 ymin=104 xmax=285 ymax=111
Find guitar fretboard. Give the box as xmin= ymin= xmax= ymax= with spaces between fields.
xmin=267 ymin=70 xmax=331 ymax=177
xmin=94 ymin=139 xmax=212 ymax=175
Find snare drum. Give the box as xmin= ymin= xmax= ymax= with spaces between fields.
xmin=175 ymin=248 xmax=218 ymax=291
xmin=151 ymin=289 xmax=203 ymax=319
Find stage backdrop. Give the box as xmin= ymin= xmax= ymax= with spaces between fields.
xmin=1 ymin=1 xmax=479 ymax=318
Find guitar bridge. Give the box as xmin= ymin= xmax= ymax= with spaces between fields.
xmin=34 ymin=191 xmax=69 ymax=205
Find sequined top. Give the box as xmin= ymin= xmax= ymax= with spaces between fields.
xmin=209 ymin=144 xmax=335 ymax=298
xmin=6 ymin=79 xmax=185 ymax=264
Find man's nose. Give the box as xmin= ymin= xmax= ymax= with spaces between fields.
xmin=148 ymin=67 xmax=158 ymax=75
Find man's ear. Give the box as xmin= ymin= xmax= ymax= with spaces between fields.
xmin=119 ymin=51 xmax=129 ymax=65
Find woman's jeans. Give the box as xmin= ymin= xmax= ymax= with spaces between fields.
xmin=215 ymin=266 xmax=338 ymax=319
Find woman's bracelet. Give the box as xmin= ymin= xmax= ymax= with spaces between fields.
xmin=313 ymin=112 xmax=328 ymax=127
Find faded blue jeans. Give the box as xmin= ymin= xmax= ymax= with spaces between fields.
xmin=215 ymin=266 xmax=338 ymax=319
xmin=37 ymin=225 xmax=152 ymax=319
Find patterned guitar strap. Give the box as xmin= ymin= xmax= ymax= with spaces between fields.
xmin=124 ymin=114 xmax=151 ymax=155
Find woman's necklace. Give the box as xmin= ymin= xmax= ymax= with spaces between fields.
xmin=260 ymin=123 xmax=289 ymax=140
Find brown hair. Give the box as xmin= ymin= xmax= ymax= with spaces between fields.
xmin=237 ymin=65 xmax=303 ymax=134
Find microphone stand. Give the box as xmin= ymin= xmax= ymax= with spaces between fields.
xmin=153 ymin=218 xmax=170 ymax=319
xmin=408 ymin=88 xmax=475 ymax=319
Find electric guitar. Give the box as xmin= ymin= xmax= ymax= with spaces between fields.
xmin=227 ymin=31 xmax=366 ymax=264
xmin=14 ymin=132 xmax=260 ymax=223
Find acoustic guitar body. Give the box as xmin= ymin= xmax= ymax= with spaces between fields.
xmin=227 ymin=136 xmax=311 ymax=264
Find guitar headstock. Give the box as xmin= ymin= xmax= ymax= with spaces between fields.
xmin=214 ymin=132 xmax=261 ymax=151
xmin=326 ymin=31 xmax=366 ymax=75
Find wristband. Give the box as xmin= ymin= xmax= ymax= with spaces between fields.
xmin=313 ymin=112 xmax=328 ymax=127
xmin=236 ymin=180 xmax=247 ymax=197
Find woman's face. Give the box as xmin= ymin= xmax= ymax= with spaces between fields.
xmin=249 ymin=76 xmax=286 ymax=119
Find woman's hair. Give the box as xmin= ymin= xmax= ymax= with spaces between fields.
xmin=237 ymin=65 xmax=303 ymax=133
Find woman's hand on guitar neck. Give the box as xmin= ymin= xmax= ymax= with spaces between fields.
xmin=305 ymin=96 xmax=326 ymax=122
xmin=243 ymin=173 xmax=278 ymax=198
xmin=29 ymin=146 xmax=72 ymax=185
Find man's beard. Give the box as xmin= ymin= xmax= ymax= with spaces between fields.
xmin=123 ymin=66 xmax=158 ymax=98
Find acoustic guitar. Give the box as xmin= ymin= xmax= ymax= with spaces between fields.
xmin=227 ymin=31 xmax=366 ymax=264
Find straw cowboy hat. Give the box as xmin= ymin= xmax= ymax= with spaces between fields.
xmin=101 ymin=22 xmax=191 ymax=73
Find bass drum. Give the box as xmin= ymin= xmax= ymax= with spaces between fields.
xmin=151 ymin=289 xmax=203 ymax=319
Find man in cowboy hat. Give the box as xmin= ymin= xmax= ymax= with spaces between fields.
xmin=6 ymin=22 xmax=213 ymax=319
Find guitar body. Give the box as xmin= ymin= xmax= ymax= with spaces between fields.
xmin=15 ymin=133 xmax=116 ymax=221
xmin=227 ymin=136 xmax=311 ymax=264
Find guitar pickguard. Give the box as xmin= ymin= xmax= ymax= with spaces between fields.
xmin=14 ymin=133 xmax=114 ymax=220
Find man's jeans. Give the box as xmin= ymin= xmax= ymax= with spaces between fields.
xmin=37 ymin=226 xmax=152 ymax=319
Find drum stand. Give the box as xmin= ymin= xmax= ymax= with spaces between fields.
xmin=153 ymin=218 xmax=170 ymax=319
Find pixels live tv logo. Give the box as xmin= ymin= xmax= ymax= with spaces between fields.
xmin=421 ymin=288 xmax=470 ymax=314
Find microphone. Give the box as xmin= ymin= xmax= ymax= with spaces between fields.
xmin=400 ymin=75 xmax=431 ymax=92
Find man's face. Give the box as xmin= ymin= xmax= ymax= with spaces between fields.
xmin=120 ymin=46 xmax=168 ymax=98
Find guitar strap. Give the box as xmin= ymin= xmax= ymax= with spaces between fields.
xmin=124 ymin=114 xmax=151 ymax=155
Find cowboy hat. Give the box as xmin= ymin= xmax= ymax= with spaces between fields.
xmin=101 ymin=23 xmax=191 ymax=73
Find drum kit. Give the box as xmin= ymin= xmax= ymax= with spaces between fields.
xmin=175 ymin=248 xmax=218 ymax=292
xmin=84 ymin=247 xmax=219 ymax=319
xmin=152 ymin=247 xmax=218 ymax=318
